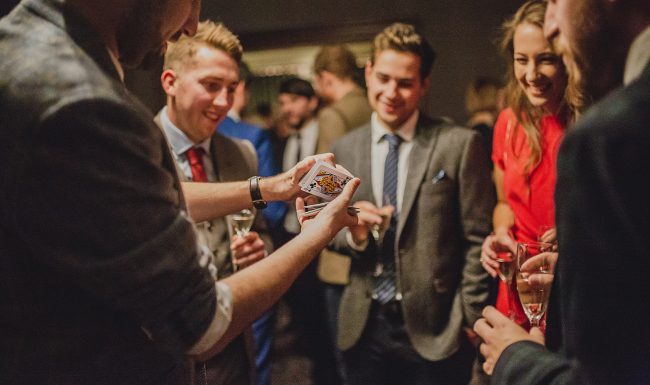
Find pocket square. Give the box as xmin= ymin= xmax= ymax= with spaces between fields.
xmin=431 ymin=169 xmax=447 ymax=184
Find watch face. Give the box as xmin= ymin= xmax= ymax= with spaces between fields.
xmin=253 ymin=200 xmax=267 ymax=209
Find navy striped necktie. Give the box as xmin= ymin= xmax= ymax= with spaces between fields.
xmin=373 ymin=133 xmax=402 ymax=304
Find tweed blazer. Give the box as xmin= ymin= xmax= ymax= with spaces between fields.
xmin=0 ymin=1 xmax=215 ymax=383
xmin=330 ymin=114 xmax=494 ymax=361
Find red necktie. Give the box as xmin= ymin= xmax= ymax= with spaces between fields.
xmin=185 ymin=147 xmax=208 ymax=182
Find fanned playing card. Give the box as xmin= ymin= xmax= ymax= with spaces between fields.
xmin=299 ymin=161 xmax=354 ymax=201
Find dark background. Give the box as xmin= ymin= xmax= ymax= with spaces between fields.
xmin=2 ymin=0 xmax=523 ymax=124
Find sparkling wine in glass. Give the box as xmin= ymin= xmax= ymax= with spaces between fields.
xmin=372 ymin=194 xmax=392 ymax=277
xmin=228 ymin=208 xmax=256 ymax=272
xmin=370 ymin=213 xmax=390 ymax=277
xmin=516 ymin=241 xmax=554 ymax=327
xmin=495 ymin=249 xmax=515 ymax=319
xmin=230 ymin=209 xmax=255 ymax=237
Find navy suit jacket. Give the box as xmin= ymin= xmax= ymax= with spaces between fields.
xmin=493 ymin=62 xmax=650 ymax=385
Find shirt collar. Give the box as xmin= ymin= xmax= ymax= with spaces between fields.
xmin=106 ymin=47 xmax=125 ymax=82
xmin=371 ymin=110 xmax=419 ymax=145
xmin=160 ymin=106 xmax=211 ymax=156
xmin=624 ymin=25 xmax=650 ymax=85
xmin=227 ymin=109 xmax=241 ymax=122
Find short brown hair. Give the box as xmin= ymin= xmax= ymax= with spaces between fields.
xmin=313 ymin=45 xmax=358 ymax=80
xmin=370 ymin=23 xmax=436 ymax=81
xmin=164 ymin=20 xmax=243 ymax=71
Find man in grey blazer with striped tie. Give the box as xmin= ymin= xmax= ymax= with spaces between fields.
xmin=328 ymin=23 xmax=494 ymax=385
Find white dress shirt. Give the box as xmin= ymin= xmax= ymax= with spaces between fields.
xmin=283 ymin=118 xmax=319 ymax=234
xmin=346 ymin=110 xmax=419 ymax=249
xmin=282 ymin=118 xmax=319 ymax=172
xmin=370 ymin=111 xmax=418 ymax=214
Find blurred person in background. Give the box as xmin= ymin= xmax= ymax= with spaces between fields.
xmin=216 ymin=62 xmax=284 ymax=385
xmin=464 ymin=76 xmax=503 ymax=171
xmin=312 ymin=43 xmax=374 ymax=385
xmin=276 ymin=77 xmax=342 ymax=385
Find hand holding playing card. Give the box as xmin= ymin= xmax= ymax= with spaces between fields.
xmin=297 ymin=177 xmax=361 ymax=237
xmin=258 ymin=153 xmax=336 ymax=202
xmin=299 ymin=160 xmax=355 ymax=201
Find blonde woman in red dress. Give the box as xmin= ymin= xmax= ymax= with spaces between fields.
xmin=480 ymin=0 xmax=574 ymax=330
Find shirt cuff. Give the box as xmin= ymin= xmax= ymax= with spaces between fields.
xmin=187 ymin=281 xmax=233 ymax=355
xmin=346 ymin=229 xmax=368 ymax=251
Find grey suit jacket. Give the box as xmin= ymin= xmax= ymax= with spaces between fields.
xmin=0 ymin=1 xmax=215 ymax=384
xmin=330 ymin=114 xmax=494 ymax=361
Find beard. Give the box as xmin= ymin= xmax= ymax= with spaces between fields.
xmin=115 ymin=0 xmax=166 ymax=70
xmin=568 ymin=1 xmax=627 ymax=104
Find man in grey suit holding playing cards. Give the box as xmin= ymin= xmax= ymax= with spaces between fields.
xmin=328 ymin=23 xmax=494 ymax=385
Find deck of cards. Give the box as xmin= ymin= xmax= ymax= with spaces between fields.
xmin=299 ymin=160 xmax=354 ymax=201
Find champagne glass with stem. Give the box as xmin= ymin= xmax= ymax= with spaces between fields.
xmin=371 ymin=194 xmax=392 ymax=277
xmin=228 ymin=208 xmax=256 ymax=272
xmin=516 ymin=241 xmax=554 ymax=327
xmin=495 ymin=245 xmax=515 ymax=319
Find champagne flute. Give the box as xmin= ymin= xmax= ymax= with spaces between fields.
xmin=516 ymin=241 xmax=554 ymax=328
xmin=372 ymin=194 xmax=392 ymax=277
xmin=228 ymin=208 xmax=256 ymax=272
xmin=495 ymin=247 xmax=515 ymax=319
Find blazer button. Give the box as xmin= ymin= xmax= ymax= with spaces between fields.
xmin=395 ymin=292 xmax=403 ymax=301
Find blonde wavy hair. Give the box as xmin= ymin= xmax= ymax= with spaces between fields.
xmin=500 ymin=0 xmax=573 ymax=175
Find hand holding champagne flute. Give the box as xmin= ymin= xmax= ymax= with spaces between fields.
xmin=228 ymin=208 xmax=256 ymax=271
xmin=516 ymin=241 xmax=554 ymax=328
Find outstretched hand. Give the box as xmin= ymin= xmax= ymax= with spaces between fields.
xmin=473 ymin=306 xmax=545 ymax=374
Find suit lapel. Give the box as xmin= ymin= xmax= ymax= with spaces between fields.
xmin=397 ymin=117 xmax=440 ymax=240
xmin=210 ymin=135 xmax=229 ymax=182
xmin=354 ymin=125 xmax=374 ymax=202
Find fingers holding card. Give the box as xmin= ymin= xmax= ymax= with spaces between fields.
xmin=299 ymin=160 xmax=354 ymax=201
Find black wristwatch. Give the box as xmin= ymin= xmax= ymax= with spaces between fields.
xmin=248 ymin=176 xmax=267 ymax=209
